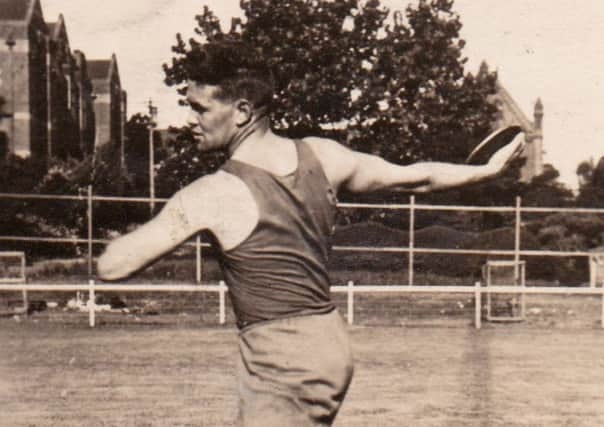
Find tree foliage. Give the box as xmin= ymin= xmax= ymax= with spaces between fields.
xmin=155 ymin=127 xmax=225 ymax=197
xmin=162 ymin=0 xmax=499 ymax=190
xmin=518 ymin=164 xmax=574 ymax=208
xmin=576 ymin=156 xmax=604 ymax=208
xmin=124 ymin=113 xmax=164 ymax=197
xmin=0 ymin=142 xmax=142 ymax=258
xmin=31 ymin=144 xmax=137 ymax=237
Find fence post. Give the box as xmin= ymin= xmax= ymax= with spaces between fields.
xmin=219 ymin=280 xmax=226 ymax=325
xmin=88 ymin=279 xmax=95 ymax=328
xmin=514 ymin=197 xmax=521 ymax=281
xmin=408 ymin=195 xmax=415 ymax=286
xmin=21 ymin=252 xmax=28 ymax=314
xmin=87 ymin=185 xmax=93 ymax=278
xmin=347 ymin=280 xmax=354 ymax=325
xmin=474 ymin=281 xmax=482 ymax=329
xmin=601 ymin=287 xmax=604 ymax=329
xmin=196 ymin=234 xmax=202 ymax=284
xmin=514 ymin=196 xmax=523 ymax=318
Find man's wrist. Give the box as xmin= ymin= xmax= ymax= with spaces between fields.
xmin=481 ymin=163 xmax=500 ymax=180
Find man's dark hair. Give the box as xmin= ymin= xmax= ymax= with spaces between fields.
xmin=184 ymin=41 xmax=275 ymax=109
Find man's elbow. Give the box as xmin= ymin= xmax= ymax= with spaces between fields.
xmin=97 ymin=248 xmax=129 ymax=281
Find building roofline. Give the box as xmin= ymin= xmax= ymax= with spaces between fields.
xmin=494 ymin=80 xmax=534 ymax=131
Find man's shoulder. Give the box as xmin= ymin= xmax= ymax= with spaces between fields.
xmin=176 ymin=170 xmax=253 ymax=210
xmin=302 ymin=136 xmax=359 ymax=165
xmin=302 ymin=136 xmax=345 ymax=155
xmin=302 ymin=137 xmax=357 ymax=189
xmin=175 ymin=170 xmax=256 ymax=227
xmin=179 ymin=170 xmax=245 ymax=196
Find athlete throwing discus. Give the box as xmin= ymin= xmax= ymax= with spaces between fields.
xmin=97 ymin=41 xmax=524 ymax=426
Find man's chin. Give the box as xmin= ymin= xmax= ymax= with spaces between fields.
xmin=195 ymin=138 xmax=211 ymax=151
xmin=197 ymin=143 xmax=227 ymax=155
xmin=197 ymin=142 xmax=215 ymax=152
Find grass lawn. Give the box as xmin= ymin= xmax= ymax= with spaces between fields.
xmin=2 ymin=318 xmax=604 ymax=426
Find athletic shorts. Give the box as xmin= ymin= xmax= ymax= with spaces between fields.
xmin=236 ymin=309 xmax=354 ymax=427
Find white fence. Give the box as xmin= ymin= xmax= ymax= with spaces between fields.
xmin=1 ymin=190 xmax=604 ymax=328
xmin=3 ymin=281 xmax=604 ymax=329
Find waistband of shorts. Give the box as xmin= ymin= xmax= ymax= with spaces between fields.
xmin=238 ymin=306 xmax=337 ymax=335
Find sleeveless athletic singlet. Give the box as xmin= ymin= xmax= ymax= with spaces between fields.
xmin=219 ymin=140 xmax=338 ymax=328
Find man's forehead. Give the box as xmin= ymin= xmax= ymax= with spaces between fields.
xmin=186 ymin=81 xmax=220 ymax=100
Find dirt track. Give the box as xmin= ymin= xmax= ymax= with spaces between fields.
xmin=1 ymin=315 xmax=604 ymax=426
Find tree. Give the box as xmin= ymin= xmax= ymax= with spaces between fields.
xmin=576 ymin=159 xmax=594 ymax=188
xmin=576 ymin=156 xmax=604 ymax=208
xmin=518 ymin=164 xmax=574 ymax=208
xmin=162 ymin=0 xmax=499 ymax=191
xmin=124 ymin=113 xmax=166 ymax=197
xmin=155 ymin=127 xmax=225 ymax=197
xmin=31 ymin=143 xmax=136 ymax=238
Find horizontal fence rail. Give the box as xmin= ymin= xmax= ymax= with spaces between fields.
xmin=3 ymin=283 xmax=603 ymax=295
xmin=1 ymin=282 xmax=603 ymax=329
xmin=2 ymin=191 xmax=604 ymax=328
xmin=0 ymin=235 xmax=212 ymax=248
xmin=2 ymin=191 xmax=604 ymax=281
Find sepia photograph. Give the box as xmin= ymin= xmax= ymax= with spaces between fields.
xmin=1 ymin=1 xmax=604 ymax=425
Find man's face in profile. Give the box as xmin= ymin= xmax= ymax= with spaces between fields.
xmin=186 ymin=81 xmax=237 ymax=152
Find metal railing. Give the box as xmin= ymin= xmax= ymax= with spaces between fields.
xmin=1 ymin=190 xmax=604 ymax=328
xmin=3 ymin=280 xmax=603 ymax=329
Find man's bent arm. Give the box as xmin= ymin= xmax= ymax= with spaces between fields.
xmin=97 ymin=193 xmax=198 ymax=281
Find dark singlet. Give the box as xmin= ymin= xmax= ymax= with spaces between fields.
xmin=219 ymin=140 xmax=338 ymax=329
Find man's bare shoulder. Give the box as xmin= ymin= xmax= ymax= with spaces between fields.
xmin=178 ymin=170 xmax=246 ymax=199
xmin=303 ymin=136 xmax=350 ymax=156
xmin=176 ymin=170 xmax=254 ymax=221
xmin=175 ymin=169 xmax=258 ymax=247
xmin=303 ymin=137 xmax=357 ymax=190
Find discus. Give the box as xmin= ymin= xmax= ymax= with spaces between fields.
xmin=465 ymin=126 xmax=524 ymax=165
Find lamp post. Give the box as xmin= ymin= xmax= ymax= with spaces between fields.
xmin=148 ymin=99 xmax=158 ymax=214
xmin=45 ymin=34 xmax=52 ymax=161
xmin=5 ymin=32 xmax=15 ymax=157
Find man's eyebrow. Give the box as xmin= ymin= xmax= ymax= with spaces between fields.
xmin=187 ymin=100 xmax=206 ymax=111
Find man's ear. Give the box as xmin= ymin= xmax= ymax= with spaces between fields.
xmin=234 ymin=99 xmax=253 ymax=127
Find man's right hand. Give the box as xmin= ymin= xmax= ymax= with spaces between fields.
xmin=486 ymin=133 xmax=526 ymax=176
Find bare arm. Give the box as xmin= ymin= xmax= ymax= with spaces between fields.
xmin=97 ymin=171 xmax=257 ymax=280
xmin=345 ymin=155 xmax=498 ymax=193
xmin=306 ymin=134 xmax=524 ymax=194
xmin=96 ymin=193 xmax=197 ymax=281
xmin=96 ymin=172 xmax=232 ymax=281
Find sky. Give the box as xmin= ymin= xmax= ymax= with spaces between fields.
xmin=40 ymin=0 xmax=604 ymax=189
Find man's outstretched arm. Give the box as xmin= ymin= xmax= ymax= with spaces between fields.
xmin=307 ymin=134 xmax=524 ymax=194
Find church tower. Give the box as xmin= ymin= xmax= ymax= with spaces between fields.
xmin=530 ymin=98 xmax=544 ymax=177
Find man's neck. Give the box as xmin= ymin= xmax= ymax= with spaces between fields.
xmin=229 ymin=126 xmax=299 ymax=176
xmin=228 ymin=116 xmax=274 ymax=158
xmin=228 ymin=109 xmax=270 ymax=157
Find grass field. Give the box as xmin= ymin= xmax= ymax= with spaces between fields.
xmin=2 ymin=306 xmax=604 ymax=427
xmin=2 ymin=256 xmax=604 ymax=426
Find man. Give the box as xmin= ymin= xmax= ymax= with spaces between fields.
xmin=97 ymin=41 xmax=523 ymax=426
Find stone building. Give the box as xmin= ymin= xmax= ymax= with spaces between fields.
xmin=0 ymin=0 xmax=49 ymax=165
xmin=88 ymin=54 xmax=126 ymax=165
xmin=481 ymin=62 xmax=544 ymax=182
xmin=46 ymin=13 xmax=97 ymax=159
xmin=0 ymin=0 xmax=126 ymax=170
xmin=72 ymin=49 xmax=96 ymax=157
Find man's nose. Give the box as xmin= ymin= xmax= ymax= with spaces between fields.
xmin=186 ymin=110 xmax=199 ymax=127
